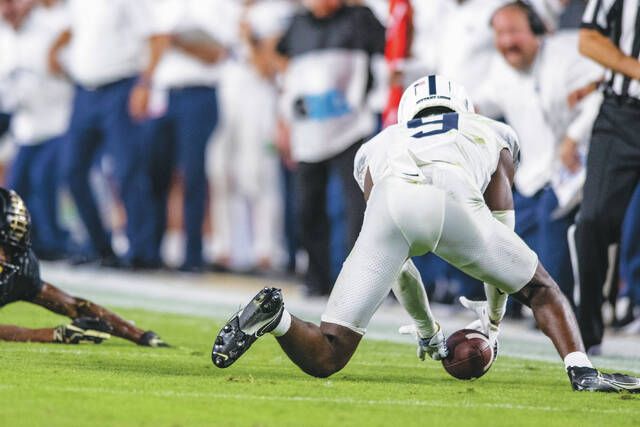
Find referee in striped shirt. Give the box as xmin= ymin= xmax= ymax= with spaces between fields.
xmin=577 ymin=0 xmax=640 ymax=353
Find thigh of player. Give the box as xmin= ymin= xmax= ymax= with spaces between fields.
xmin=321 ymin=177 xmax=438 ymax=334
xmin=434 ymin=196 xmax=538 ymax=295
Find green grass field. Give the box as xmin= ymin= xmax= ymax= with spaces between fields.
xmin=0 ymin=303 xmax=638 ymax=427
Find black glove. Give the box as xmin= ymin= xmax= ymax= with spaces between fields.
xmin=53 ymin=317 xmax=111 ymax=344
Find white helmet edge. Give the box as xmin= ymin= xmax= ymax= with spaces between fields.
xmin=397 ymin=75 xmax=475 ymax=124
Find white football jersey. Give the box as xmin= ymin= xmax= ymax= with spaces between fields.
xmin=354 ymin=112 xmax=520 ymax=195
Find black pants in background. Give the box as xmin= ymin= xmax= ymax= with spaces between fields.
xmin=575 ymin=97 xmax=640 ymax=349
xmin=295 ymin=140 xmax=366 ymax=296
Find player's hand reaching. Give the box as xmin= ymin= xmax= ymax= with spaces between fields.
xmin=459 ymin=297 xmax=499 ymax=351
xmin=399 ymin=323 xmax=449 ymax=361
xmin=53 ymin=317 xmax=112 ymax=344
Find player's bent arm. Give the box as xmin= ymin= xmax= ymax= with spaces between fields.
xmin=31 ymin=282 xmax=166 ymax=346
xmin=483 ymin=148 xmax=515 ymax=212
xmin=477 ymin=148 xmax=517 ymax=327
xmin=579 ymin=29 xmax=640 ymax=80
xmin=30 ymin=281 xmax=81 ymax=317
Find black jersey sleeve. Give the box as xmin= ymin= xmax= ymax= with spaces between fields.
xmin=0 ymin=249 xmax=43 ymax=307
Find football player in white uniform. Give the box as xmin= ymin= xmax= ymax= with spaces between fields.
xmin=212 ymin=75 xmax=639 ymax=393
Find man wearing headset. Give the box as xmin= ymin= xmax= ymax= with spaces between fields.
xmin=474 ymin=1 xmax=603 ymax=318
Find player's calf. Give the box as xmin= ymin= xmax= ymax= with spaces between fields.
xmin=512 ymin=264 xmax=584 ymax=358
xmin=276 ymin=320 xmax=362 ymax=378
xmin=212 ymin=287 xmax=361 ymax=378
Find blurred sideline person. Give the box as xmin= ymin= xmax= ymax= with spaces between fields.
xmin=618 ymin=184 xmax=640 ymax=331
xmin=0 ymin=188 xmax=167 ymax=347
xmin=0 ymin=112 xmax=9 ymax=136
xmin=401 ymin=0 xmax=452 ymax=82
xmin=557 ymin=0 xmax=587 ymax=29
xmin=577 ymin=0 xmax=640 ymax=352
xmin=475 ymin=1 xmax=603 ymax=316
xmin=209 ymin=0 xmax=294 ymax=273
xmin=435 ymin=0 xmax=504 ymax=100
xmin=212 ymin=75 xmax=640 ymax=393
xmin=528 ymin=0 xmax=570 ymax=30
xmin=380 ymin=0 xmax=412 ymax=127
xmin=48 ymin=0 xmax=156 ymax=268
xmin=0 ymin=0 xmax=72 ymax=260
xmin=274 ymin=0 xmax=385 ymax=296
xmin=131 ymin=0 xmax=236 ymax=272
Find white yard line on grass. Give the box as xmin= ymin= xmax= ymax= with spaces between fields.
xmin=1 ymin=384 xmax=638 ymax=414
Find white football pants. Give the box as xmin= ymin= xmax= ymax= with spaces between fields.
xmin=322 ymin=168 xmax=538 ymax=334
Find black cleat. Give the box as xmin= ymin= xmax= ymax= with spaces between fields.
xmin=568 ymin=366 xmax=640 ymax=393
xmin=212 ymin=287 xmax=284 ymax=368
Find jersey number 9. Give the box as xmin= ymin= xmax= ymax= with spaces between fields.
xmin=408 ymin=113 xmax=459 ymax=139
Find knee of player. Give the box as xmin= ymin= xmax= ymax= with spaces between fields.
xmin=305 ymin=363 xmax=339 ymax=379
xmin=303 ymin=355 xmax=344 ymax=378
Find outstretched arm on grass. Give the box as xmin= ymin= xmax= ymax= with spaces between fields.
xmin=28 ymin=282 xmax=168 ymax=347
xmin=0 ymin=320 xmax=109 ymax=344
xmin=0 ymin=325 xmax=57 ymax=342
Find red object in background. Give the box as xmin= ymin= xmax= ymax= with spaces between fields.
xmin=383 ymin=0 xmax=413 ymax=128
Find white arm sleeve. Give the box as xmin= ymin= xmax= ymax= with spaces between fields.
xmin=392 ymin=259 xmax=437 ymax=338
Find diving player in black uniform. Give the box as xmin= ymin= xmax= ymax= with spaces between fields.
xmin=0 ymin=188 xmax=168 ymax=346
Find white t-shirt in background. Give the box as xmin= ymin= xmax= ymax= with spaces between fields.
xmin=67 ymin=0 xmax=152 ymax=87
xmin=0 ymin=4 xmax=73 ymax=144
xmin=436 ymin=0 xmax=505 ymax=100
xmin=151 ymin=0 xmax=239 ymax=89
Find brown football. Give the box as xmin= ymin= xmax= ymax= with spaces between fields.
xmin=442 ymin=329 xmax=494 ymax=380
